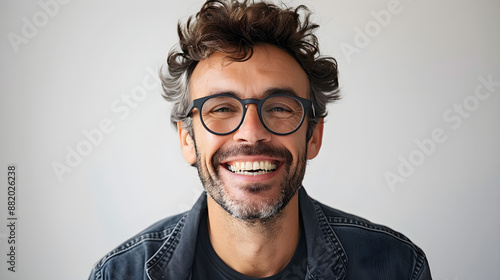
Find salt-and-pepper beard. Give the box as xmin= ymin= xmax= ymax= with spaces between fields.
xmin=193 ymin=139 xmax=307 ymax=222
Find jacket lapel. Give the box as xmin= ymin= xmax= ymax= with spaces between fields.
xmin=299 ymin=188 xmax=347 ymax=280
xmin=146 ymin=193 xmax=207 ymax=280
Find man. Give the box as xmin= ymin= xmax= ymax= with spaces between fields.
xmin=89 ymin=0 xmax=432 ymax=279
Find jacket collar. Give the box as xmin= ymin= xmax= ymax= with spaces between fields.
xmin=146 ymin=188 xmax=347 ymax=279
xmin=299 ymin=187 xmax=347 ymax=279
xmin=146 ymin=193 xmax=207 ymax=279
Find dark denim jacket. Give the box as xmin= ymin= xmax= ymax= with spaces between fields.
xmin=89 ymin=188 xmax=432 ymax=280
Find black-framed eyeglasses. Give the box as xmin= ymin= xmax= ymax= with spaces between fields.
xmin=185 ymin=93 xmax=315 ymax=136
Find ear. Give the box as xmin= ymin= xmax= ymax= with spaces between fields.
xmin=307 ymin=119 xmax=324 ymax=160
xmin=177 ymin=122 xmax=197 ymax=165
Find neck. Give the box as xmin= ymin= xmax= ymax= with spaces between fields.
xmin=206 ymin=193 xmax=301 ymax=278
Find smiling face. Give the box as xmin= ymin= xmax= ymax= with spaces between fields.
xmin=178 ymin=44 xmax=323 ymax=221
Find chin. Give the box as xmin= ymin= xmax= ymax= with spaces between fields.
xmin=213 ymin=183 xmax=289 ymax=221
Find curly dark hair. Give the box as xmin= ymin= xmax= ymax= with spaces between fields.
xmin=160 ymin=0 xmax=340 ymax=139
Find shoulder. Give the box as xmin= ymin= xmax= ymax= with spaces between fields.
xmin=313 ymin=199 xmax=431 ymax=279
xmin=316 ymin=199 xmax=415 ymax=245
xmin=88 ymin=212 xmax=187 ymax=280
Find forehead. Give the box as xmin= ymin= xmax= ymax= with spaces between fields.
xmin=189 ymin=44 xmax=309 ymax=100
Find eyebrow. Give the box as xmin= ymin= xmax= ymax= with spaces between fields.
xmin=207 ymin=87 xmax=301 ymax=99
xmin=265 ymin=88 xmax=301 ymax=98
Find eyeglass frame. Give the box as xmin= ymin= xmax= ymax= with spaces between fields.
xmin=184 ymin=93 xmax=316 ymax=136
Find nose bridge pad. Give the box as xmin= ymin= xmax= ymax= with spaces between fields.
xmin=240 ymin=103 xmax=266 ymax=131
xmin=244 ymin=103 xmax=256 ymax=110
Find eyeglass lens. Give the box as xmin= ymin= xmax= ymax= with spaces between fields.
xmin=200 ymin=95 xmax=304 ymax=134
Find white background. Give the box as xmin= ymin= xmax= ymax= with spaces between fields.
xmin=1 ymin=0 xmax=499 ymax=279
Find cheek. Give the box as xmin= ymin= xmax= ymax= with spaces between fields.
xmin=281 ymin=136 xmax=307 ymax=166
xmin=289 ymin=126 xmax=309 ymax=154
xmin=193 ymin=126 xmax=226 ymax=165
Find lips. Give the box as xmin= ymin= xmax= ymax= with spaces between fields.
xmin=226 ymin=160 xmax=278 ymax=175
xmin=212 ymin=144 xmax=292 ymax=178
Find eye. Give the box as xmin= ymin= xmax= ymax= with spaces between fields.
xmin=265 ymin=103 xmax=293 ymax=114
xmin=269 ymin=106 xmax=292 ymax=112
xmin=213 ymin=107 xmax=231 ymax=112
xmin=211 ymin=104 xmax=238 ymax=113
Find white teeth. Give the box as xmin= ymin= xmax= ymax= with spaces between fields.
xmin=246 ymin=162 xmax=253 ymax=170
xmin=253 ymin=162 xmax=259 ymax=170
xmin=227 ymin=161 xmax=277 ymax=174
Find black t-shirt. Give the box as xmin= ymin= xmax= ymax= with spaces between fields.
xmin=191 ymin=210 xmax=307 ymax=280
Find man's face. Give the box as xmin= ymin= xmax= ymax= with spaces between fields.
xmin=179 ymin=44 xmax=323 ymax=220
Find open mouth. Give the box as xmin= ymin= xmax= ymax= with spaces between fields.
xmin=225 ymin=160 xmax=279 ymax=176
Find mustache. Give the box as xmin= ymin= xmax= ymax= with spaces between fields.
xmin=212 ymin=143 xmax=293 ymax=166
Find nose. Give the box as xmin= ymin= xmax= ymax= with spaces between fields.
xmin=233 ymin=104 xmax=272 ymax=144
